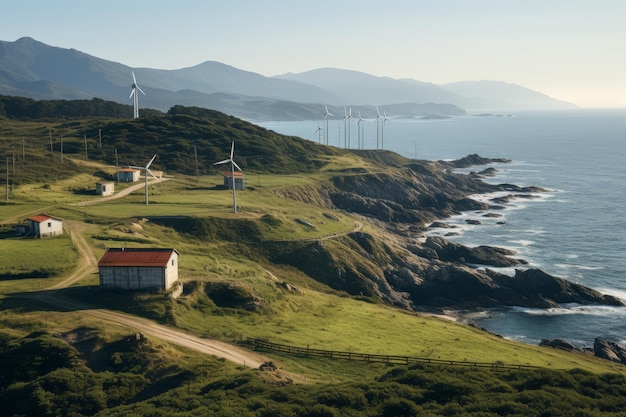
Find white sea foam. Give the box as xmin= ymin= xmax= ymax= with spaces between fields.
xmin=511 ymin=304 xmax=626 ymax=317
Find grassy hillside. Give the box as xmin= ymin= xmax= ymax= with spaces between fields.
xmin=1 ymin=99 xmax=626 ymax=415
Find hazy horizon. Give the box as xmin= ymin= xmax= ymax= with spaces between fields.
xmin=2 ymin=0 xmax=626 ymax=108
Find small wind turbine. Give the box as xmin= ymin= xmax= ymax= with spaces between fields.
xmin=375 ymin=107 xmax=382 ymax=150
xmin=381 ymin=109 xmax=389 ymax=150
xmin=214 ymin=141 xmax=242 ymax=213
xmin=323 ymin=106 xmax=333 ymax=145
xmin=314 ymin=122 xmax=324 ymax=143
xmin=129 ymin=154 xmax=158 ymax=205
xmin=357 ymin=112 xmax=364 ymax=149
xmin=343 ymin=107 xmax=353 ymax=149
xmin=129 ymin=71 xmax=145 ymax=119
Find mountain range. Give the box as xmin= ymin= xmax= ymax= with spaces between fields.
xmin=0 ymin=37 xmax=575 ymax=121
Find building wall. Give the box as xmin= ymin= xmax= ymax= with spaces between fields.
xmin=30 ymin=219 xmax=63 ymax=238
xmin=118 ymin=170 xmax=139 ymax=182
xmin=99 ymin=252 xmax=179 ymax=290
xmin=96 ymin=182 xmax=114 ymax=196
xmin=100 ymin=266 xmax=166 ymax=290
xmin=223 ymin=176 xmax=245 ymax=190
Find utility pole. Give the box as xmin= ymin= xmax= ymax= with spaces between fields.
xmin=194 ymin=146 xmax=199 ymax=184
xmin=98 ymin=129 xmax=102 ymax=148
xmin=5 ymin=157 xmax=9 ymax=203
xmin=11 ymin=145 xmax=15 ymax=173
xmin=115 ymin=147 xmax=119 ymax=183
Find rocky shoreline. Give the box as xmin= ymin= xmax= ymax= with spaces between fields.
xmin=276 ymin=153 xmax=626 ymax=363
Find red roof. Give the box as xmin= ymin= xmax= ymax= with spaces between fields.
xmin=223 ymin=171 xmax=244 ymax=177
xmin=98 ymin=248 xmax=179 ymax=267
xmin=28 ymin=214 xmax=62 ymax=223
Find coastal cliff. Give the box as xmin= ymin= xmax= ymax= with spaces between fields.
xmin=271 ymin=155 xmax=624 ymax=312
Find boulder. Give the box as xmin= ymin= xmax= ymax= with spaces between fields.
xmin=594 ymin=338 xmax=626 ymax=364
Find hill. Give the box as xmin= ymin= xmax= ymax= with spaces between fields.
xmin=1 ymin=101 xmax=625 ymax=415
xmin=0 ymin=37 xmax=574 ymax=121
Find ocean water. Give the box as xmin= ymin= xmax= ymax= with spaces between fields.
xmin=258 ymin=109 xmax=626 ymax=348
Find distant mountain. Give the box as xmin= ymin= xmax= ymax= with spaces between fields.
xmin=442 ymin=80 xmax=576 ymax=110
xmin=0 ymin=37 xmax=575 ymax=121
xmin=276 ymin=68 xmax=466 ymax=106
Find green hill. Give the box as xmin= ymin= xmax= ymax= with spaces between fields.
xmin=1 ymin=97 xmax=625 ymax=416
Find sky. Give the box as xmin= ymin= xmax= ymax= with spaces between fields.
xmin=2 ymin=0 xmax=626 ymax=108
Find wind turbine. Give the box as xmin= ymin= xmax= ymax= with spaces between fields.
xmin=314 ymin=122 xmax=324 ymax=143
xmin=381 ymin=109 xmax=389 ymax=150
xmin=375 ymin=107 xmax=382 ymax=150
xmin=129 ymin=154 xmax=158 ymax=205
xmin=343 ymin=107 xmax=353 ymax=149
xmin=214 ymin=141 xmax=242 ymax=213
xmin=323 ymin=106 xmax=333 ymax=145
xmin=129 ymin=71 xmax=145 ymax=119
xmin=357 ymin=112 xmax=364 ymax=149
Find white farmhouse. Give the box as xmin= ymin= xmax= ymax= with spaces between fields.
xmin=98 ymin=248 xmax=179 ymax=290
xmin=28 ymin=214 xmax=63 ymax=238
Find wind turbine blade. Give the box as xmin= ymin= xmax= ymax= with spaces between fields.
xmin=145 ymin=154 xmax=157 ymax=169
xmin=137 ymin=86 xmax=146 ymax=95
xmin=146 ymin=168 xmax=158 ymax=180
xmin=214 ymin=159 xmax=230 ymax=165
xmin=230 ymin=142 xmax=235 ymax=159
xmin=129 ymin=89 xmax=135 ymax=99
xmin=376 ymin=106 xmax=381 ymax=117
xmin=132 ymin=71 xmax=137 ymax=85
xmin=232 ymin=160 xmax=242 ymax=171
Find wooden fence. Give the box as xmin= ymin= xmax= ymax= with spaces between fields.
xmin=245 ymin=337 xmax=541 ymax=371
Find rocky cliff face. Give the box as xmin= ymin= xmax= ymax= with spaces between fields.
xmin=274 ymin=156 xmax=624 ymax=312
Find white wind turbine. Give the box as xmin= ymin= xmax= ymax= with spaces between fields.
xmin=314 ymin=122 xmax=324 ymax=143
xmin=214 ymin=141 xmax=242 ymax=213
xmin=375 ymin=107 xmax=382 ymax=150
xmin=357 ymin=112 xmax=364 ymax=149
xmin=129 ymin=71 xmax=145 ymax=119
xmin=343 ymin=107 xmax=353 ymax=148
xmin=323 ymin=106 xmax=333 ymax=145
xmin=381 ymin=109 xmax=389 ymax=150
xmin=129 ymin=154 xmax=158 ymax=205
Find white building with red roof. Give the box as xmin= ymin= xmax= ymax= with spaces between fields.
xmin=98 ymin=248 xmax=179 ymax=290
xmin=27 ymin=214 xmax=63 ymax=238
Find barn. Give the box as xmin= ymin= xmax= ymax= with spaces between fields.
xmin=117 ymin=167 xmax=140 ymax=182
xmin=223 ymin=171 xmax=245 ymax=190
xmin=28 ymin=214 xmax=63 ymax=238
xmin=98 ymin=248 xmax=180 ymax=290
xmin=96 ymin=181 xmax=115 ymax=196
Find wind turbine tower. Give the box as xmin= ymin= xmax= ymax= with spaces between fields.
xmin=357 ymin=112 xmax=364 ymax=149
xmin=129 ymin=71 xmax=146 ymax=119
xmin=381 ymin=109 xmax=388 ymax=150
xmin=214 ymin=141 xmax=242 ymax=213
xmin=323 ymin=106 xmax=333 ymax=145
xmin=129 ymin=154 xmax=158 ymax=205
xmin=375 ymin=107 xmax=382 ymax=150
xmin=343 ymin=107 xmax=353 ymax=149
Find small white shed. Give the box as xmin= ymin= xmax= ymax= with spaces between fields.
xmin=98 ymin=248 xmax=180 ymax=290
xmin=96 ymin=181 xmax=115 ymax=196
xmin=28 ymin=214 xmax=63 ymax=238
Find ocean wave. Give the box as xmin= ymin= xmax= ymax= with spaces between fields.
xmin=510 ymin=304 xmax=626 ymax=317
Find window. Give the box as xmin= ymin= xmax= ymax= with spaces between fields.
xmin=47 ymin=222 xmax=51 ymax=228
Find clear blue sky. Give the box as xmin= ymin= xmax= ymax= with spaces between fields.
xmin=2 ymin=0 xmax=626 ymax=108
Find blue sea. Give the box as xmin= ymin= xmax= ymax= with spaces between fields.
xmin=258 ymin=109 xmax=626 ymax=348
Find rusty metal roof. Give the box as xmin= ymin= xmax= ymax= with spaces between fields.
xmin=98 ymin=248 xmax=179 ymax=267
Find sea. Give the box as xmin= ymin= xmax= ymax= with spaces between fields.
xmin=257 ymin=109 xmax=626 ymax=348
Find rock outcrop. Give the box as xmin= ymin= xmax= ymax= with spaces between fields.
xmin=594 ymin=338 xmax=626 ymax=364
xmin=273 ymin=155 xmax=624 ymax=313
